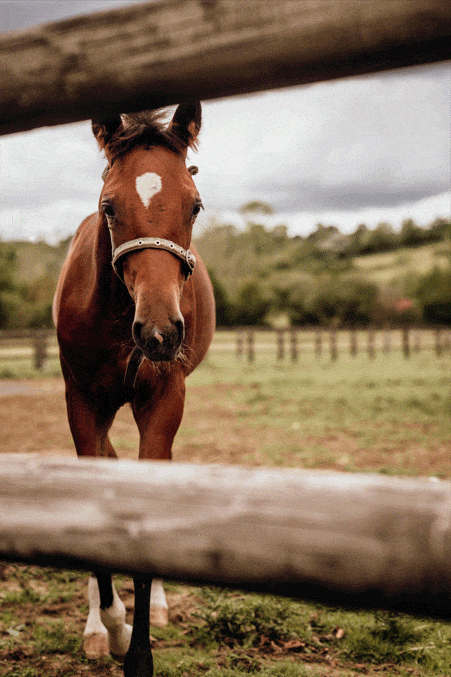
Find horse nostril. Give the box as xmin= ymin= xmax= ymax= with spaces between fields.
xmin=132 ymin=316 xmax=184 ymax=360
xmin=132 ymin=320 xmax=144 ymax=346
xmin=174 ymin=318 xmax=185 ymax=343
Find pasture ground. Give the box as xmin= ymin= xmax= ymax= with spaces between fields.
xmin=0 ymin=344 xmax=450 ymax=676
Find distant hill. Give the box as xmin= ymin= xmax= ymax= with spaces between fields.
xmin=7 ymin=239 xmax=71 ymax=285
xmin=353 ymin=241 xmax=451 ymax=285
xmin=0 ymin=215 xmax=449 ymax=328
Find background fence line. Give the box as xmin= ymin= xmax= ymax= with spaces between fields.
xmin=231 ymin=327 xmax=450 ymax=363
xmin=0 ymin=327 xmax=449 ymax=372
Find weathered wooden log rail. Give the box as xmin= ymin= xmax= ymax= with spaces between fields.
xmin=1 ymin=0 xmax=450 ymax=135
xmin=0 ymin=454 xmax=450 ymax=618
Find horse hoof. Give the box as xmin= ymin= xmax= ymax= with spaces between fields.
xmin=83 ymin=631 xmax=109 ymax=659
xmin=149 ymin=606 xmax=168 ymax=627
xmin=109 ymin=623 xmax=133 ymax=659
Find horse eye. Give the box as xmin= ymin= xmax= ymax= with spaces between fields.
xmin=192 ymin=200 xmax=203 ymax=218
xmin=102 ymin=203 xmax=115 ymax=219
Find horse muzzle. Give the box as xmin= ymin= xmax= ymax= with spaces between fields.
xmin=132 ymin=316 xmax=185 ymax=362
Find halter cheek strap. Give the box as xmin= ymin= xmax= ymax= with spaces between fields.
xmin=112 ymin=237 xmax=196 ymax=281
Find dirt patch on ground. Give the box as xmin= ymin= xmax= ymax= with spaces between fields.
xmin=0 ymin=378 xmax=448 ymax=479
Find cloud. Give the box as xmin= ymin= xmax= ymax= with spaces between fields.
xmin=0 ymin=122 xmax=105 ymax=240
xmin=195 ymin=63 xmax=450 ymax=213
xmin=205 ymin=190 xmax=451 ymax=239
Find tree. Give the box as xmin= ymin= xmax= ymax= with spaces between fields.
xmin=415 ymin=267 xmax=451 ymax=325
xmin=239 ymin=201 xmax=274 ymax=215
xmin=305 ymin=276 xmax=379 ymax=326
xmin=0 ymin=245 xmax=19 ymax=328
xmin=400 ymin=219 xmax=425 ymax=247
xmin=207 ymin=268 xmax=232 ymax=327
xmin=232 ymin=279 xmax=270 ymax=326
xmin=366 ymin=222 xmax=397 ymax=253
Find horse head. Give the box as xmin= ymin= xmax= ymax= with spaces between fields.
xmin=92 ymin=103 xmax=202 ymax=362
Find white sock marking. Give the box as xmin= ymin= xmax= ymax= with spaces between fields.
xmin=84 ymin=576 xmax=132 ymax=659
xmin=150 ymin=578 xmax=168 ymax=609
xmin=100 ymin=585 xmax=132 ymax=658
xmin=136 ymin=172 xmax=162 ymax=208
xmin=84 ymin=576 xmax=107 ymax=638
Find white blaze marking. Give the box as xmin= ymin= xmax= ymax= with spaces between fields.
xmin=136 ymin=172 xmax=162 ymax=208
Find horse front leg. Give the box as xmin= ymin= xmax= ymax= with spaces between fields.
xmin=84 ymin=574 xmax=132 ymax=660
xmin=130 ymin=375 xmax=185 ymax=631
xmin=63 ymin=378 xmax=129 ymax=657
xmin=132 ymin=370 xmax=185 ymax=461
xmin=124 ymin=578 xmax=153 ymax=677
xmin=64 ymin=376 xmax=118 ymax=458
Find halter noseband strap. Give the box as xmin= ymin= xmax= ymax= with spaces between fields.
xmin=112 ymin=237 xmax=196 ymax=281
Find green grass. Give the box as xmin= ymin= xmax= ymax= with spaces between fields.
xmin=353 ymin=240 xmax=451 ymax=284
xmin=181 ymin=345 xmax=451 ymax=477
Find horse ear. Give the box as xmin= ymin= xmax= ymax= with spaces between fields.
xmin=167 ymin=102 xmax=201 ymax=152
xmin=91 ymin=114 xmax=123 ymax=154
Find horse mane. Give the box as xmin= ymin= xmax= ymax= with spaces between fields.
xmin=93 ymin=110 xmax=189 ymax=164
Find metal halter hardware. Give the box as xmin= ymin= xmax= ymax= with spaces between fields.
xmin=112 ymin=237 xmax=196 ymax=281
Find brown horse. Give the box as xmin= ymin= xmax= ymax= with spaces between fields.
xmin=53 ymin=102 xmax=215 ymax=676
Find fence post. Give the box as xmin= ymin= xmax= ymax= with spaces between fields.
xmin=290 ymin=329 xmax=298 ymax=362
xmin=402 ymin=327 xmax=410 ymax=358
xmin=315 ymin=328 xmax=322 ymax=359
xmin=383 ymin=328 xmax=391 ymax=355
xmin=33 ymin=331 xmax=48 ymax=370
xmin=276 ymin=329 xmax=285 ymax=360
xmin=445 ymin=330 xmax=451 ymax=353
xmin=367 ymin=328 xmax=375 ymax=360
xmin=435 ymin=328 xmax=442 ymax=357
xmin=236 ymin=329 xmax=243 ymax=360
xmin=350 ymin=328 xmax=358 ymax=357
xmin=330 ymin=327 xmax=338 ymax=361
xmin=247 ymin=330 xmax=255 ymax=363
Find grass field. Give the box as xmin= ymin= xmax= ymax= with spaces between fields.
xmin=353 ymin=241 xmax=451 ymax=285
xmin=0 ymin=331 xmax=450 ymax=676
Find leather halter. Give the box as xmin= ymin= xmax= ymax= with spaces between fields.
xmin=112 ymin=237 xmax=196 ymax=281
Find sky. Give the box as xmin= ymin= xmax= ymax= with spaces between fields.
xmin=0 ymin=1 xmax=450 ymax=243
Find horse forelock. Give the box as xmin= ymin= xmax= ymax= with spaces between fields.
xmin=105 ymin=110 xmax=186 ymax=164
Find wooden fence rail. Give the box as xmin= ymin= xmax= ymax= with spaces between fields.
xmin=0 ymin=328 xmax=449 ymax=371
xmin=1 ymin=454 xmax=450 ymax=618
xmin=1 ymin=0 xmax=450 ymax=136
xmin=233 ymin=327 xmax=450 ymax=362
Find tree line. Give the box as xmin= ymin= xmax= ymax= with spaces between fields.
xmin=195 ymin=207 xmax=451 ymax=328
xmin=0 ymin=211 xmax=449 ymax=329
